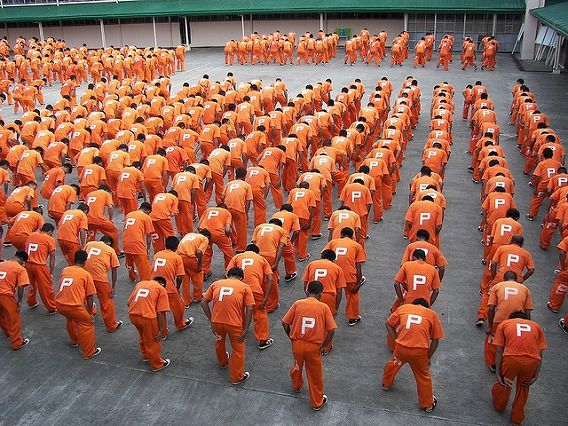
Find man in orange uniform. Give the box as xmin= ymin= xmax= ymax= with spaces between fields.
xmin=78 ymin=157 xmax=106 ymax=200
xmin=123 ymin=202 xmax=155 ymax=282
xmin=84 ymin=236 xmax=123 ymax=333
xmin=222 ymin=167 xmax=253 ymax=253
xmin=57 ymin=204 xmax=89 ymax=265
xmin=142 ymin=149 xmax=168 ymax=202
xmin=6 ymin=209 xmax=44 ymax=251
xmin=282 ymin=281 xmax=336 ymax=410
xmin=201 ymin=267 xmax=254 ymax=384
xmin=24 ymin=223 xmax=56 ymax=313
xmin=55 ymin=250 xmax=101 ymax=360
xmin=492 ymin=312 xmax=547 ymax=425
xmin=127 ymin=277 xmax=171 ymax=372
xmin=251 ymin=219 xmax=288 ymax=313
xmin=199 ymin=205 xmax=234 ymax=277
xmin=177 ymin=230 xmax=211 ymax=305
xmin=527 ymin=147 xmax=562 ymax=220
xmin=288 ymin=182 xmax=317 ymax=261
xmin=323 ymin=227 xmax=366 ymax=325
xmin=117 ymin=162 xmax=146 ymax=216
xmin=227 ymin=244 xmax=274 ymax=350
xmin=258 ymin=145 xmax=286 ymax=209
xmin=0 ymin=251 xmax=31 ymax=350
xmin=383 ymin=298 xmax=443 ymax=413
xmin=245 ymin=165 xmax=271 ymax=227
xmin=85 ymin=185 xmax=121 ymax=255
xmin=340 ymin=178 xmax=372 ymax=242
xmin=152 ymin=236 xmax=193 ymax=335
xmin=207 ymin=146 xmax=231 ymax=204
xmin=405 ymin=195 xmax=443 ymax=247
xmin=149 ymin=190 xmax=178 ymax=252
xmin=48 ymin=184 xmax=78 ymax=225
xmin=172 ymin=166 xmax=200 ymax=235
xmin=5 ymin=183 xmax=36 ymax=219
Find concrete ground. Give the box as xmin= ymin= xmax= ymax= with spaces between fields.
xmin=0 ymin=50 xmax=567 ymax=426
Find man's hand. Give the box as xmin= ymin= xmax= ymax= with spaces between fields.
xmin=16 ymin=302 xmax=21 ymax=312
xmin=522 ymin=376 xmax=538 ymax=386
xmin=109 ymin=288 xmax=115 ymax=299
xmin=497 ymin=374 xmax=512 ymax=388
xmin=237 ymin=329 xmax=247 ymax=342
xmin=153 ymin=331 xmax=163 ymax=341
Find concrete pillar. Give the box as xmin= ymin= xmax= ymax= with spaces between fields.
xmin=553 ymin=34 xmax=563 ymax=74
xmin=152 ymin=17 xmax=158 ymax=48
xmin=184 ymin=17 xmax=189 ymax=44
xmin=319 ymin=13 xmax=324 ymax=31
xmin=492 ymin=13 xmax=497 ymax=36
xmin=241 ymin=15 xmax=245 ymax=39
xmin=521 ymin=0 xmax=545 ymax=60
xmin=433 ymin=13 xmax=437 ymax=41
xmin=100 ymin=19 xmax=106 ymax=49
xmin=404 ymin=13 xmax=408 ymax=31
xmin=38 ymin=22 xmax=44 ymax=42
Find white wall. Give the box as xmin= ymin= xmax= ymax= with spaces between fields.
xmin=190 ymin=21 xmax=249 ymax=47
xmin=251 ymin=19 xmax=321 ymax=36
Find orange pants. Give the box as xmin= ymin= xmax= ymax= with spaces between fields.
xmin=252 ymin=189 xmax=267 ymax=228
xmin=383 ymin=345 xmax=434 ymax=409
xmin=106 ymin=170 xmax=121 ymax=204
xmin=0 ymin=294 xmax=25 ymax=349
xmin=485 ymin=323 xmax=500 ymax=367
xmin=207 ymin=172 xmax=225 ymax=205
xmin=144 ymin=179 xmax=163 ymax=202
xmin=88 ymin=220 xmax=120 ymax=254
xmin=9 ymin=233 xmax=28 ymax=251
xmin=212 ymin=322 xmax=246 ymax=383
xmin=167 ymin=291 xmax=187 ymax=332
xmin=311 ymin=202 xmax=322 ymax=237
xmin=129 ymin=314 xmax=165 ymax=370
xmin=176 ymin=200 xmax=194 ymax=235
xmin=549 ymin=270 xmax=568 ymax=311
xmin=492 ymin=355 xmax=539 ymax=425
xmin=229 ymin=208 xmax=248 ymax=253
xmin=195 ymin=188 xmax=207 ymax=218
xmin=320 ymin=292 xmax=336 ymax=352
xmin=125 ymin=253 xmax=151 ymax=282
xmin=203 ymin=233 xmax=233 ymax=274
xmin=56 ymin=303 xmax=96 ymax=359
xmin=152 ymin=218 xmax=175 ymax=252
xmin=118 ymin=197 xmax=138 ymax=216
xmin=180 ymin=254 xmax=203 ymax=303
xmin=282 ymin=243 xmax=297 ymax=276
xmin=79 ymin=185 xmax=97 ymax=201
xmin=295 ymin=219 xmax=310 ymax=260
xmin=263 ymin=253 xmax=279 ymax=312
xmin=4 ymin=202 xmax=24 ymax=219
xmin=345 ymin=282 xmax=360 ymax=320
xmin=268 ymin=173 xmax=284 ymax=209
xmin=25 ymin=262 xmax=56 ymax=312
xmin=58 ymin=240 xmax=81 ymax=265
xmin=252 ymin=292 xmax=269 ymax=341
xmin=528 ymin=189 xmax=547 ymax=218
xmin=283 ymin=159 xmax=298 ymax=192
xmin=540 ymin=219 xmax=557 ymax=248
xmin=290 ymin=340 xmax=325 ymax=408
xmin=48 ymin=210 xmax=64 ymax=226
xmin=94 ymin=280 xmax=118 ymax=332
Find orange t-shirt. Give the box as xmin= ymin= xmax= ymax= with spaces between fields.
xmin=223 ymin=180 xmax=253 ymax=213
xmin=323 ymin=237 xmax=366 ymax=283
xmin=288 ymin=188 xmax=317 ymax=220
xmin=302 ymin=259 xmax=346 ymax=296
xmin=16 ymin=149 xmax=43 ymax=179
xmin=149 ymin=193 xmax=179 ymax=221
xmin=172 ymin=172 xmax=200 ymax=203
xmin=151 ymin=249 xmax=185 ymax=294
xmin=85 ymin=190 xmax=113 ymax=224
xmin=203 ymin=278 xmax=255 ymax=327
xmin=339 ymin=183 xmax=372 ymax=218
xmin=8 ymin=211 xmax=44 ymax=239
xmin=493 ymin=318 xmax=547 ymax=360
xmin=227 ymin=251 xmax=273 ymax=295
xmin=401 ymin=241 xmax=447 ymax=268
xmin=491 ymin=244 xmax=535 ymax=281
xmin=58 ymin=209 xmax=89 ymax=243
xmin=488 ymin=280 xmax=533 ymax=324
xmin=245 ymin=166 xmax=271 ymax=190
xmin=122 ymin=211 xmax=155 ymax=255
xmin=25 ymin=231 xmax=55 ymax=265
xmin=176 ymin=233 xmax=209 ymax=258
xmin=84 ymin=241 xmax=120 ymax=283
xmin=490 ymin=218 xmax=523 ymax=246
xmin=0 ymin=260 xmax=30 ymax=297
xmin=387 ymin=304 xmax=444 ymax=349
xmin=117 ymin=167 xmax=144 ymax=200
xmin=55 ymin=266 xmax=96 ymax=307
xmin=258 ymin=147 xmax=286 ymax=175
xmin=208 ymin=148 xmax=231 ymax=175
xmin=405 ymin=200 xmax=443 ymax=242
xmin=198 ymin=207 xmax=232 ymax=236
xmin=142 ymin=155 xmax=168 ymax=180
xmin=394 ymin=260 xmax=441 ymax=304
xmin=282 ymin=297 xmax=337 ymax=345
xmin=251 ymin=223 xmax=289 ymax=258
xmin=80 ymin=164 xmax=106 ymax=188
xmin=127 ymin=280 xmax=170 ymax=319
xmin=328 ymin=209 xmax=361 ymax=239
xmin=40 ymin=166 xmax=66 ymax=199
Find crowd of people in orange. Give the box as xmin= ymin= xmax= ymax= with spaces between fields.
xmin=225 ymin=29 xmax=500 ymax=71
xmin=0 ymin=34 xmax=560 ymax=422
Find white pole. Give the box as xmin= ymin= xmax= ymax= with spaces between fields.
xmin=118 ymin=18 xmax=123 ymax=46
xmin=492 ymin=13 xmax=497 ymax=36
xmin=184 ymin=16 xmax=189 ymax=44
xmin=319 ymin=13 xmax=324 ymax=31
xmin=250 ymin=14 xmax=253 ymax=34
xmin=463 ymin=13 xmax=466 ymax=39
xmin=433 ymin=13 xmax=437 ymax=41
xmin=553 ymin=34 xmax=562 ymax=73
xmin=38 ymin=22 xmax=44 ymax=42
xmin=100 ymin=19 xmax=106 ymax=49
xmin=152 ymin=17 xmax=158 ymax=48
xmin=404 ymin=13 xmax=408 ymax=32
xmin=241 ymin=15 xmax=245 ymax=38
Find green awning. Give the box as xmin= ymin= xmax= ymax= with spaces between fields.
xmin=531 ymin=2 xmax=568 ymax=39
xmin=0 ymin=0 xmax=526 ymax=23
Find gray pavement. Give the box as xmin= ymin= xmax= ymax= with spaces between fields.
xmin=0 ymin=50 xmax=567 ymax=426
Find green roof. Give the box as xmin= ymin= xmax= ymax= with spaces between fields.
xmin=531 ymin=1 xmax=568 ymax=39
xmin=0 ymin=0 xmax=526 ymax=23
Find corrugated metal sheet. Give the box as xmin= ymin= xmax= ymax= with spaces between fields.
xmin=0 ymin=0 xmax=526 ymax=23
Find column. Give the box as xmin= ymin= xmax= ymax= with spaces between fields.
xmin=38 ymin=22 xmax=44 ymax=42
xmin=152 ymin=17 xmax=158 ymax=48
xmin=521 ymin=0 xmax=544 ymax=60
xmin=100 ymin=19 xmax=106 ymax=49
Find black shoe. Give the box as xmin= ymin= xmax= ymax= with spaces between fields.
xmin=475 ymin=318 xmax=484 ymax=327
xmin=152 ymin=358 xmax=171 ymax=372
xmin=86 ymin=347 xmax=102 ymax=360
xmin=258 ymin=338 xmax=274 ymax=350
xmin=424 ymin=396 xmax=437 ymax=413
xmin=312 ymin=395 xmax=328 ymax=411
xmin=348 ymin=316 xmax=362 ymax=326
xmin=526 ymin=214 xmax=535 ymax=221
xmin=180 ymin=317 xmax=194 ymax=331
xmin=232 ymin=371 xmax=250 ymax=385
xmin=547 ymin=302 xmax=559 ymax=313
xmin=110 ymin=320 xmax=123 ymax=332
xmin=13 ymin=338 xmax=30 ymax=350
xmin=285 ymin=272 xmax=297 ymax=282
xmin=311 ymin=234 xmax=322 ymax=240
xmin=559 ymin=318 xmax=568 ymax=334
xmin=204 ymin=271 xmax=212 ymax=280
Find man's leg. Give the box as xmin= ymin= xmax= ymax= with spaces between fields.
xmin=56 ymin=303 xmax=96 ymax=359
xmin=407 ymin=348 xmax=435 ymax=409
xmin=94 ymin=280 xmax=119 ymax=332
xmin=0 ymin=294 xmax=25 ymax=349
xmin=345 ymin=283 xmax=360 ymax=321
xmin=167 ymin=292 xmax=188 ymax=332
xmin=304 ymin=342 xmax=326 ymax=408
xmin=130 ymin=314 xmax=165 ymax=370
xmin=34 ymin=264 xmax=56 ymax=312
xmin=252 ymin=296 xmax=269 ymax=342
xmin=549 ymin=270 xmax=568 ymax=311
